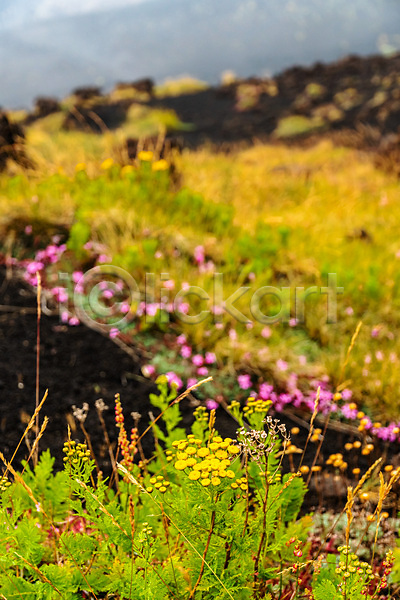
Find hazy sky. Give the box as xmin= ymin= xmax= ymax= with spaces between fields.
xmin=1 ymin=0 xmax=400 ymax=108
xmin=0 ymin=0 xmax=149 ymax=28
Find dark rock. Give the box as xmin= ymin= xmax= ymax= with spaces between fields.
xmin=72 ymin=86 xmax=102 ymax=102
xmin=115 ymin=78 xmax=154 ymax=96
xmin=0 ymin=112 xmax=32 ymax=171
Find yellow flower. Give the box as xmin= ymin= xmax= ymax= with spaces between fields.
xmin=137 ymin=150 xmax=153 ymax=162
xmin=210 ymin=459 xmax=220 ymax=470
xmin=121 ymin=164 xmax=134 ymax=176
xmin=197 ymin=447 xmax=210 ymax=458
xmin=201 ymin=478 xmax=211 ymax=487
xmin=228 ymin=445 xmax=240 ymax=455
xmin=226 ymin=470 xmax=235 ymax=479
xmin=75 ymin=162 xmax=86 ymax=172
xmin=189 ymin=471 xmax=200 ymax=480
xmin=231 ymin=482 xmax=238 ymax=489
xmin=177 ymin=451 xmax=188 ymax=460
xmin=211 ymin=477 xmax=221 ymax=486
xmin=216 ymin=449 xmax=228 ymax=460
xmin=177 ymin=441 xmax=188 ymax=450
xmin=209 ymin=442 xmax=219 ymax=451
xmin=101 ymin=158 xmax=114 ymax=170
xmin=152 ymin=159 xmax=169 ymax=171
xmin=185 ymin=446 xmax=197 ymax=455
xmin=174 ymin=460 xmax=188 ymax=470
xmin=159 ymin=486 xmax=167 ymax=493
xmin=186 ymin=457 xmax=197 ymax=467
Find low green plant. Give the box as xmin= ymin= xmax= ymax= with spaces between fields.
xmin=0 ymin=378 xmax=397 ymax=599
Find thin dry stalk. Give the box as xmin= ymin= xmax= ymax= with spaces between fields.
xmin=189 ymin=510 xmax=216 ymax=600
xmin=338 ymin=321 xmax=362 ymax=386
xmin=298 ymin=387 xmax=320 ymax=470
xmin=96 ymin=401 xmax=119 ymax=491
xmin=34 ymin=272 xmax=42 ymax=467
xmin=23 ymin=417 xmax=49 ymax=473
xmin=3 ymin=390 xmax=48 ymax=479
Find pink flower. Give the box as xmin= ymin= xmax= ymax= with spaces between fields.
xmin=26 ymin=261 xmax=44 ymax=274
xmin=194 ymin=245 xmax=205 ymax=265
xmin=289 ymin=318 xmax=298 ymax=327
xmin=192 ymin=354 xmax=204 ymax=367
xmin=248 ymin=272 xmax=256 ymax=281
xmin=120 ymin=302 xmax=130 ymax=314
xmin=341 ymin=403 xmax=358 ymax=420
xmin=298 ymin=355 xmax=307 ymax=365
xmin=206 ymin=399 xmax=219 ymax=410
xmin=341 ymin=389 xmax=352 ymax=401
xmin=24 ymin=225 xmax=32 ymax=234
xmin=238 ymin=374 xmax=252 ymax=390
xmin=205 ymin=352 xmax=216 ymax=364
xmin=103 ymin=289 xmax=114 ymax=299
xmin=345 ymin=307 xmax=354 ymax=316
xmin=154 ymin=251 xmax=164 ymax=259
xmin=51 ymin=287 xmax=68 ymax=303
xmin=181 ymin=345 xmax=192 ymax=359
xmin=146 ymin=303 xmax=158 ymax=317
xmin=176 ymin=334 xmax=187 ymax=345
xmin=187 ymin=377 xmax=197 ymax=388
xmin=97 ymin=254 xmax=110 ymax=264
xmin=259 ymin=382 xmax=273 ymax=399
xmin=371 ymin=327 xmax=380 ymax=338
xmin=375 ymin=351 xmax=384 ymax=361
xmin=142 ymin=364 xmax=155 ymax=377
xmin=109 ymin=327 xmax=119 ymax=339
xmin=166 ymin=372 xmax=183 ymax=389
xmin=229 ymin=329 xmax=237 ymax=341
xmin=197 ymin=366 xmax=209 ymax=376
xmin=261 ymin=326 xmax=271 ymax=339
xmin=72 ymin=271 xmax=84 ymax=283
xmin=276 ymin=359 xmax=288 ymax=372
xmin=177 ymin=302 xmax=190 ymax=314
xmin=163 ymin=279 xmax=175 ymax=290
xmin=69 ymin=317 xmax=80 ymax=326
